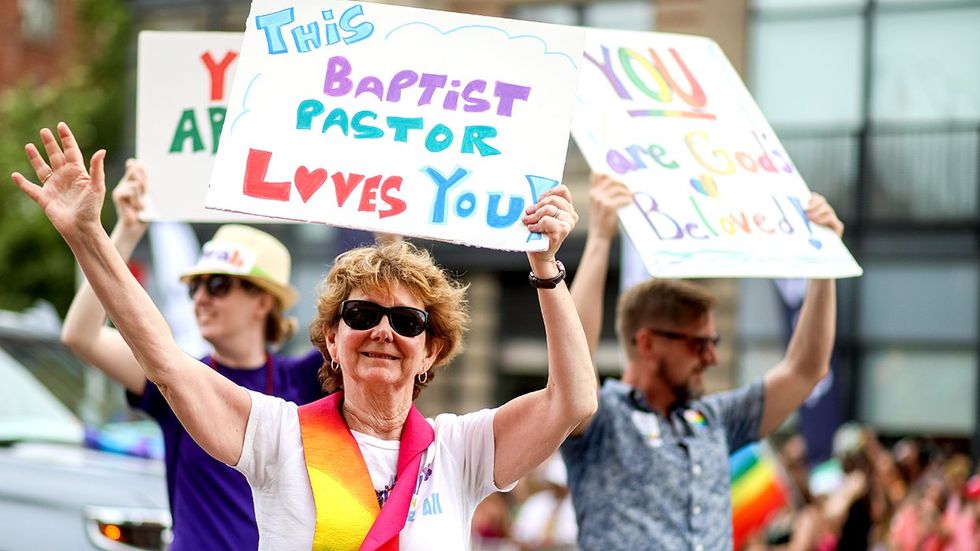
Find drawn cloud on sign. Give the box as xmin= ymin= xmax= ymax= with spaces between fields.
xmin=229 ymin=73 xmax=262 ymax=136
xmin=384 ymin=22 xmax=578 ymax=69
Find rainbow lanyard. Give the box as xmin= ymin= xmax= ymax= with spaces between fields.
xmin=298 ymin=392 xmax=434 ymax=551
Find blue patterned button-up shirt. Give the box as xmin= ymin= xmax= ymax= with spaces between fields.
xmin=562 ymin=379 xmax=764 ymax=551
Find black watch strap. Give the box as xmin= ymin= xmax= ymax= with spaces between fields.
xmin=529 ymin=260 xmax=566 ymax=289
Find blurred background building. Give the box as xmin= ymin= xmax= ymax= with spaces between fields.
xmin=3 ymin=0 xmax=978 ymax=463
xmin=1 ymin=0 xmax=77 ymax=88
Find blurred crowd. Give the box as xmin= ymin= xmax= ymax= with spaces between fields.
xmin=468 ymin=429 xmax=980 ymax=551
xmin=471 ymin=455 xmax=578 ymax=551
xmin=750 ymin=425 xmax=980 ymax=551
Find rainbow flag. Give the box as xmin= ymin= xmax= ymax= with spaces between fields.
xmin=730 ymin=443 xmax=789 ymax=549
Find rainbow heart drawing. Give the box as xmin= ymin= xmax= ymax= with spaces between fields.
xmin=690 ymin=174 xmax=720 ymax=199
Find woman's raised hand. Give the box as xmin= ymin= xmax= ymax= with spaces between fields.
xmin=111 ymin=159 xmax=149 ymax=233
xmin=806 ymin=192 xmax=844 ymax=238
xmin=588 ymin=173 xmax=633 ymax=241
xmin=522 ymin=184 xmax=578 ymax=262
xmin=11 ymin=122 xmax=107 ymax=235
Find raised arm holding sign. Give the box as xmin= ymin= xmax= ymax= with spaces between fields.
xmin=561 ymin=25 xmax=858 ymax=551
xmin=564 ymin=171 xmax=843 ymax=551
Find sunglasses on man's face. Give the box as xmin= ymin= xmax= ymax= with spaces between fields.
xmin=340 ymin=300 xmax=429 ymax=338
xmin=187 ymin=274 xmax=257 ymax=299
xmin=650 ymin=329 xmax=721 ymax=355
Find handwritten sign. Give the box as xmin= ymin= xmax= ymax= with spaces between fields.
xmin=204 ymin=1 xmax=584 ymax=251
xmin=137 ymin=31 xmax=272 ymax=222
xmin=573 ymin=29 xmax=862 ymax=278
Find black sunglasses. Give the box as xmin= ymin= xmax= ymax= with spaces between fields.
xmin=188 ymin=274 xmax=257 ymax=299
xmin=648 ymin=329 xmax=721 ymax=355
xmin=340 ymin=300 xmax=429 ymax=338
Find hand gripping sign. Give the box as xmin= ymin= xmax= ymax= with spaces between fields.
xmin=573 ymin=28 xmax=862 ymax=278
xmin=204 ymin=0 xmax=585 ymax=251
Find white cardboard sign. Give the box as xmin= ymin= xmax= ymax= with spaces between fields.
xmin=573 ymin=29 xmax=862 ymax=278
xmin=137 ymin=31 xmax=275 ymax=222
xmin=205 ymin=0 xmax=585 ymax=251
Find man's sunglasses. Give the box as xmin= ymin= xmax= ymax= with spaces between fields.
xmin=188 ymin=274 xmax=257 ymax=299
xmin=340 ymin=300 xmax=429 ymax=338
xmin=648 ymin=329 xmax=721 ymax=355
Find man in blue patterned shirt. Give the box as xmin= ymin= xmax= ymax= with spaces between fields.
xmin=562 ymin=174 xmax=844 ymax=550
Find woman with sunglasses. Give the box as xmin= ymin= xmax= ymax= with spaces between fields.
xmin=16 ymin=122 xmax=597 ymax=550
xmin=59 ymin=158 xmax=325 ymax=550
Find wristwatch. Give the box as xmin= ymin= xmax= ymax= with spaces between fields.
xmin=528 ymin=260 xmax=566 ymax=289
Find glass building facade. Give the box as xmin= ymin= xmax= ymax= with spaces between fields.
xmin=742 ymin=0 xmax=980 ymax=448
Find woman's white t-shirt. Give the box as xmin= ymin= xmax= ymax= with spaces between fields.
xmin=234 ymin=390 xmax=513 ymax=550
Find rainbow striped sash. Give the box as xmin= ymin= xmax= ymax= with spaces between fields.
xmin=298 ymin=392 xmax=434 ymax=551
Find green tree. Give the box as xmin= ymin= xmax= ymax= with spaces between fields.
xmin=0 ymin=0 xmax=130 ymax=315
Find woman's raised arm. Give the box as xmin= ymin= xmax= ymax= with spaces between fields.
xmin=13 ymin=123 xmax=249 ymax=465
xmin=492 ymin=184 xmax=598 ymax=488
xmin=61 ymin=160 xmax=152 ymax=394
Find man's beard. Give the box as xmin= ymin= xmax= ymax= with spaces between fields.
xmin=673 ymin=374 xmax=704 ymax=403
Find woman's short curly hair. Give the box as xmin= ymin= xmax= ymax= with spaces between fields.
xmin=309 ymin=240 xmax=469 ymax=399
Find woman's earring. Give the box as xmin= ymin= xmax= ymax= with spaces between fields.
xmin=331 ymin=360 xmax=341 ymax=372
xmin=417 ymin=371 xmax=428 ymax=384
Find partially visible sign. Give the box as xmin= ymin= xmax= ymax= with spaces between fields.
xmin=138 ymin=31 xmax=270 ymax=222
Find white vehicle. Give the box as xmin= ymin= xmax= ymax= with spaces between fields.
xmin=0 ymin=305 xmax=171 ymax=550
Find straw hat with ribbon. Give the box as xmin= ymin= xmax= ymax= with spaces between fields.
xmin=179 ymin=225 xmax=299 ymax=309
